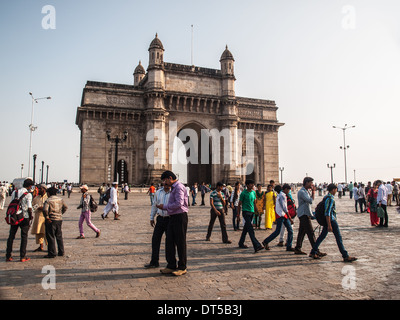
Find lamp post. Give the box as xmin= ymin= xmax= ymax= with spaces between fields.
xmin=106 ymin=130 xmax=128 ymax=183
xmin=333 ymin=124 xmax=355 ymax=184
xmin=327 ymin=163 xmax=336 ymax=184
xmin=279 ymin=167 xmax=284 ymax=184
xmin=46 ymin=165 xmax=49 ymax=184
xmin=28 ymin=92 xmax=51 ymax=176
xmin=33 ymin=154 xmax=37 ymax=183
xmin=20 ymin=164 xmax=24 ymax=178
xmin=41 ymin=161 xmax=44 ymax=183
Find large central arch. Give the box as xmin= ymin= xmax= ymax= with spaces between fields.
xmin=173 ymin=121 xmax=212 ymax=187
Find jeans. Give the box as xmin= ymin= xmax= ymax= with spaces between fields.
xmin=311 ymin=219 xmax=348 ymax=258
xmin=239 ymin=211 xmax=262 ymax=250
xmin=6 ymin=218 xmax=30 ymax=259
xmin=192 ymin=194 xmax=197 ymax=206
xmin=232 ymin=206 xmax=240 ymax=230
xmin=263 ymin=216 xmax=293 ymax=250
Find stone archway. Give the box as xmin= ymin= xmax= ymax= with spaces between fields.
xmin=173 ymin=121 xmax=212 ymax=187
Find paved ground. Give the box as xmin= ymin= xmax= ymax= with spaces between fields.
xmin=1 ymin=189 xmax=400 ymax=300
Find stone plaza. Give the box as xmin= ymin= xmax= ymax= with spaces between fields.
xmin=1 ymin=189 xmax=399 ymax=300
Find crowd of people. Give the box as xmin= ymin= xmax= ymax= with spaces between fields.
xmin=2 ymin=174 xmax=398 ymax=277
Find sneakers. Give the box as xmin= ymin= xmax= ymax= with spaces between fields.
xmin=160 ymin=268 xmax=176 ymax=274
xmin=20 ymin=257 xmax=31 ymax=262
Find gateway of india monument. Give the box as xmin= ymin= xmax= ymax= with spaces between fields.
xmin=75 ymin=34 xmax=284 ymax=186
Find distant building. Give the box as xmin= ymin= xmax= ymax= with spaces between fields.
xmin=75 ymin=34 xmax=284 ymax=186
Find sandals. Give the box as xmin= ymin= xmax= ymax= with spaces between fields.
xmin=76 ymin=235 xmax=85 ymax=239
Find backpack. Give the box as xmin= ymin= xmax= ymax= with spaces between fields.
xmin=89 ymin=195 xmax=98 ymax=212
xmin=5 ymin=191 xmax=28 ymax=225
xmin=104 ymin=188 xmax=111 ymax=203
xmin=315 ymin=196 xmax=328 ymax=227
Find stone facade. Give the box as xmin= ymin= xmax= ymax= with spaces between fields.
xmin=75 ymin=34 xmax=284 ymax=186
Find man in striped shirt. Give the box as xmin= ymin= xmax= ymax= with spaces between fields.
xmin=310 ymin=184 xmax=357 ymax=262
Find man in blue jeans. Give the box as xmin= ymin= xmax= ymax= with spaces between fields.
xmin=310 ymin=183 xmax=357 ymax=262
xmin=238 ymin=179 xmax=264 ymax=253
xmin=262 ymin=184 xmax=294 ymax=251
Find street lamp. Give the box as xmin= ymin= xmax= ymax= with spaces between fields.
xmin=333 ymin=124 xmax=355 ymax=184
xmin=33 ymin=154 xmax=37 ymax=183
xmin=46 ymin=165 xmax=49 ymax=184
xmin=279 ymin=167 xmax=284 ymax=184
xmin=41 ymin=161 xmax=45 ymax=183
xmin=28 ymin=92 xmax=51 ymax=176
xmin=106 ymin=130 xmax=128 ymax=183
xmin=20 ymin=164 xmax=24 ymax=178
xmin=327 ymin=163 xmax=336 ymax=184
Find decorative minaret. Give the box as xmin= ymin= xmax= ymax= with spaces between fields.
xmin=219 ymin=45 xmax=240 ymax=184
xmin=220 ymin=45 xmax=235 ymax=97
xmin=147 ymin=33 xmax=165 ymax=91
xmin=144 ymin=34 xmax=169 ymax=183
xmin=133 ymin=61 xmax=145 ymax=86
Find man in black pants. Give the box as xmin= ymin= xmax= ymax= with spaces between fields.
xmin=6 ymin=178 xmax=34 ymax=262
xmin=294 ymin=177 xmax=326 ymax=257
xmin=43 ymin=187 xmax=68 ymax=258
xmin=145 ymin=183 xmax=171 ymax=268
xmin=157 ymin=171 xmax=189 ymax=276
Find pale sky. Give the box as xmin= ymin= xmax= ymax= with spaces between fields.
xmin=1 ymin=0 xmax=399 ymax=184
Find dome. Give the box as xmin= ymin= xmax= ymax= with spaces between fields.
xmin=149 ymin=33 xmax=164 ymax=51
xmin=220 ymin=45 xmax=234 ymax=61
xmin=134 ymin=61 xmax=145 ymax=74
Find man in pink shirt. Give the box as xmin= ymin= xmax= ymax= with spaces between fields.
xmin=156 ymin=171 xmax=189 ymax=276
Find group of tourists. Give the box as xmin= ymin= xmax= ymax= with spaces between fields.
xmin=2 ymin=178 xmax=122 ymax=262
xmin=5 ymin=171 xmax=398 ymax=277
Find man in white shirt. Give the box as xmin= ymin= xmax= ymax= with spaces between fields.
xmin=377 ymin=180 xmax=388 ymax=227
xmin=102 ymin=182 xmax=120 ymax=220
xmin=262 ymin=184 xmax=294 ymax=252
xmin=337 ymin=183 xmax=343 ymax=198
xmin=145 ymin=183 xmax=171 ymax=268
xmin=385 ymin=182 xmax=393 ymax=206
xmin=6 ymin=178 xmax=34 ymax=262
xmin=0 ymin=182 xmax=8 ymax=210
xmin=353 ymin=183 xmax=360 ymax=212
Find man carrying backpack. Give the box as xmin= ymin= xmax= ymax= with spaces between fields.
xmin=5 ymin=178 xmax=34 ymax=262
xmin=310 ymin=183 xmax=357 ymax=262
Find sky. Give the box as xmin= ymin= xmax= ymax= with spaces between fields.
xmin=0 ymin=0 xmax=399 ymax=184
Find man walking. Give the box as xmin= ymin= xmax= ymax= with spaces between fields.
xmin=310 ymin=184 xmax=357 ymax=262
xmin=206 ymin=182 xmax=231 ymax=244
xmin=294 ymin=177 xmax=325 ymax=257
xmin=102 ymin=182 xmax=120 ymax=220
xmin=262 ymin=184 xmax=294 ymax=252
xmin=157 ymin=171 xmax=189 ymax=276
xmin=145 ymin=183 xmax=171 ymax=268
xmin=238 ymin=179 xmax=264 ymax=253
